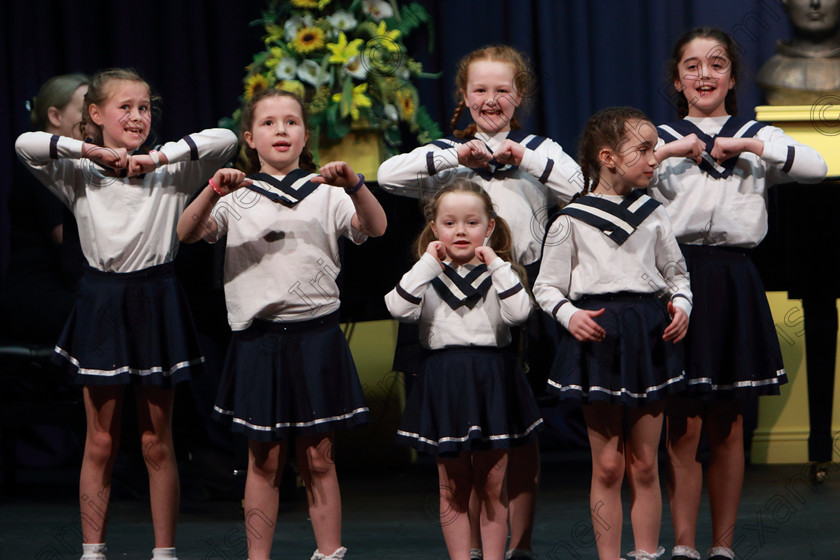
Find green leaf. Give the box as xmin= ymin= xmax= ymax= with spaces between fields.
xmin=325 ymin=104 xmax=351 ymax=139
xmin=340 ymin=78 xmax=354 ymax=118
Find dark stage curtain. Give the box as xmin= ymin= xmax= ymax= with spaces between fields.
xmin=1 ymin=0 xmax=791 ymax=273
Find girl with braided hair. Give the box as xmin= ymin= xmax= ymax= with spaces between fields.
xmin=534 ymin=106 xmax=692 ymax=560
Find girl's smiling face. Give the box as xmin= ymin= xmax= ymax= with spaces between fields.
xmin=243 ymin=95 xmax=309 ymax=176
xmin=462 ymin=59 xmax=522 ymax=135
xmin=674 ymin=37 xmax=735 ymax=118
xmin=89 ymin=79 xmax=151 ymax=150
xmin=431 ymin=191 xmax=495 ymax=266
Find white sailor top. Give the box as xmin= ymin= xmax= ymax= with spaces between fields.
xmin=377 ymin=130 xmax=583 ymax=265
xmin=533 ymin=191 xmax=693 ymax=329
xmin=649 ymin=115 xmax=827 ymax=248
xmin=384 ymin=253 xmax=532 ymax=350
xmin=15 ymin=128 xmax=238 ymax=272
xmin=209 ymin=170 xmax=366 ymax=331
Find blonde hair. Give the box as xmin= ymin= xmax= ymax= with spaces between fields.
xmin=79 ymin=68 xmax=159 ymax=149
xmin=450 ymin=45 xmax=534 ymax=139
xmin=29 ymin=73 xmax=90 ymax=131
xmin=414 ymin=179 xmax=524 ymax=279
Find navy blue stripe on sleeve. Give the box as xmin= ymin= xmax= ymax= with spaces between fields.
xmin=50 ymin=135 xmax=60 ymax=159
xmin=498 ymin=283 xmax=524 ymax=300
xmin=782 ymin=145 xmax=795 ymax=174
xmin=539 ymin=158 xmax=554 ymax=184
xmin=396 ymin=284 xmax=422 ymax=304
xmin=183 ymin=135 xmax=199 ymax=161
xmin=425 ymin=151 xmax=437 ymax=176
xmin=551 ymin=300 xmax=569 ymax=317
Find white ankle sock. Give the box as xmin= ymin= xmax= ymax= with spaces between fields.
xmin=151 ymin=547 xmax=177 ymax=560
xmin=672 ymin=546 xmax=701 ymax=559
xmin=708 ymin=547 xmax=734 ymax=559
xmin=311 ymin=546 xmax=347 ymax=560
xmin=81 ymin=543 xmax=106 ymax=560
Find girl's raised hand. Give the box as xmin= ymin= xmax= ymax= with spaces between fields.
xmin=426 ymin=241 xmax=447 ymax=269
xmin=493 ymin=139 xmax=525 ymax=166
xmin=83 ymin=144 xmax=129 ymax=172
xmin=456 ymin=139 xmax=493 ymax=169
xmin=313 ymin=161 xmax=359 ymax=189
xmin=211 ymin=168 xmax=252 ymax=195
xmin=474 ymin=246 xmax=498 ymax=264
xmin=568 ymin=308 xmax=606 ymax=342
xmin=663 ymin=301 xmax=688 ymax=343
xmin=710 ymin=137 xmax=763 ymax=163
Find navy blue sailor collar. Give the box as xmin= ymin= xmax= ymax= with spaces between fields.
xmin=657 ymin=116 xmax=768 ymax=179
xmin=246 ymin=169 xmax=322 ymax=207
xmin=560 ymin=189 xmax=661 ymax=246
xmin=431 ymin=262 xmax=493 ymax=310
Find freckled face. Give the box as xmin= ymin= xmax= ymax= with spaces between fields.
xmin=462 ymin=60 xmax=522 ymax=135
xmin=431 ymin=192 xmax=495 ymax=266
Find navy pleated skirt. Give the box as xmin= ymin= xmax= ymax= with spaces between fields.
xmin=54 ymin=263 xmax=203 ymax=386
xmin=547 ymin=292 xmax=686 ymax=407
xmin=213 ymin=312 xmax=370 ymax=442
xmin=679 ymin=244 xmax=787 ymax=397
xmin=397 ymin=346 xmax=543 ymax=456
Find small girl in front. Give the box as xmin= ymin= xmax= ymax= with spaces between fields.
xmin=650 ymin=27 xmax=827 ymax=560
xmin=533 ymin=107 xmax=693 ymax=560
xmin=384 ymin=179 xmax=541 ymax=560
xmin=177 ymin=88 xmax=386 ymax=560
xmin=378 ymin=44 xmax=583 ymax=560
xmin=15 ymin=68 xmax=238 ymax=560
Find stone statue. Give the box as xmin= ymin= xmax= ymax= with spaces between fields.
xmin=757 ymin=0 xmax=840 ymax=105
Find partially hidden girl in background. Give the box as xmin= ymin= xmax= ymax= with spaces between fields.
xmin=2 ymin=73 xmax=89 ymax=344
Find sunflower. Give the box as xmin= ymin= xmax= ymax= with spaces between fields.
xmin=277 ymin=80 xmax=306 ymax=100
xmin=395 ymin=88 xmax=416 ymax=121
xmin=244 ymin=73 xmax=269 ymax=102
xmin=292 ymin=26 xmax=326 ymax=55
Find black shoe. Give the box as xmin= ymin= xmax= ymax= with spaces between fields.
xmin=709 ymin=556 xmax=731 ymax=560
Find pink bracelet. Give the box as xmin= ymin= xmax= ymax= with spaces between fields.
xmin=209 ymin=178 xmax=225 ymax=197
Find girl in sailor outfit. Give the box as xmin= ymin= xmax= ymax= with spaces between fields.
xmin=534 ymin=107 xmax=692 ymax=560
xmin=384 ymin=179 xmax=540 ymax=560
xmin=378 ymin=44 xmax=582 ymax=560
xmin=177 ymin=88 xmax=386 ymax=560
xmin=649 ymin=28 xmax=827 ymax=560
xmin=15 ymin=68 xmax=237 ymax=560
